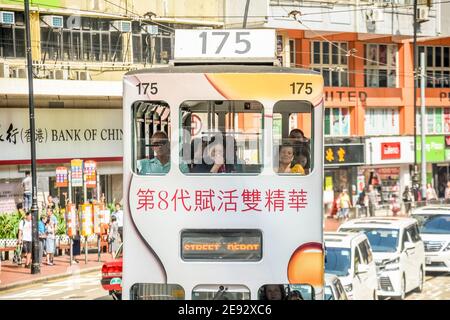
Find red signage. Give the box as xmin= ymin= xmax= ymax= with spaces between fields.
xmin=381 ymin=142 xmax=401 ymax=160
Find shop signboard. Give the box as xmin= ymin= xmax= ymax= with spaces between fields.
xmin=324 ymin=144 xmax=365 ymax=166
xmin=55 ymin=166 xmax=68 ymax=188
xmin=71 ymin=159 xmax=83 ymax=187
xmin=84 ymin=160 xmax=97 ymax=188
xmin=365 ymin=137 xmax=414 ymax=165
xmin=66 ymin=204 xmax=77 ymax=237
xmin=416 ymin=136 xmax=445 ymax=163
xmin=381 ymin=142 xmax=401 ymax=160
xmin=81 ymin=204 xmax=93 ymax=237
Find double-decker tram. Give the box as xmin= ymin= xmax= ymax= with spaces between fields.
xmin=122 ymin=29 xmax=324 ymax=300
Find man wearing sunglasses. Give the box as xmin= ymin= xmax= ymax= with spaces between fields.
xmin=137 ymin=131 xmax=188 ymax=174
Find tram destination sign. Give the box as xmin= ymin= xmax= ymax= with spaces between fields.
xmin=174 ymin=29 xmax=276 ymax=60
xmin=181 ymin=230 xmax=262 ymax=261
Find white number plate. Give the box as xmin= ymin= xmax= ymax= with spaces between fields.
xmin=174 ymin=29 xmax=275 ymax=59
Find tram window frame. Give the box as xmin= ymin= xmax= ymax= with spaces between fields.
xmin=132 ymin=100 xmax=173 ymax=176
xmin=179 ymin=100 xmax=264 ymax=176
xmin=273 ymin=101 xmax=314 ymax=176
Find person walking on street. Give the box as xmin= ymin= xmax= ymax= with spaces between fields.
xmin=402 ymin=186 xmax=414 ymax=216
xmin=338 ymin=189 xmax=352 ymax=221
xmin=38 ymin=215 xmax=47 ymax=266
xmin=445 ymin=181 xmax=450 ymax=204
xmin=426 ymin=183 xmax=438 ymax=202
xmin=46 ymin=208 xmax=58 ymax=263
xmin=22 ymin=171 xmax=32 ymax=212
xmin=390 ymin=194 xmax=401 ymax=216
xmin=108 ymin=215 xmax=120 ymax=258
xmin=18 ymin=212 xmax=32 ymax=268
xmin=45 ymin=217 xmax=56 ymax=265
xmin=357 ymin=189 xmax=369 ymax=217
xmin=112 ymin=202 xmax=124 ymax=242
xmin=367 ymin=185 xmax=378 ymax=217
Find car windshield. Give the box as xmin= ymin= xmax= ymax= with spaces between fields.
xmin=324 ymin=285 xmax=333 ymax=300
xmin=340 ymin=228 xmax=399 ymax=253
xmin=420 ymin=215 xmax=450 ymax=234
xmin=325 ymin=247 xmax=351 ymax=277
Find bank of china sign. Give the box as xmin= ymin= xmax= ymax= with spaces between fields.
xmin=0 ymin=108 xmax=123 ymax=162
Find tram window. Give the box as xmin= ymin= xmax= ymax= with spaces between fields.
xmin=273 ymin=101 xmax=313 ymax=175
xmin=258 ymin=284 xmax=314 ymax=300
xmin=192 ymin=285 xmax=250 ymax=300
xmin=130 ymin=283 xmax=184 ymax=300
xmin=180 ymin=100 xmax=263 ymax=175
xmin=132 ymin=101 xmax=178 ymax=175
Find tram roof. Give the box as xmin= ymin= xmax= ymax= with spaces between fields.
xmin=125 ymin=65 xmax=319 ymax=76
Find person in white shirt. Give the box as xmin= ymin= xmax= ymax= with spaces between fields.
xmin=18 ymin=212 xmax=33 ymax=268
xmin=112 ymin=202 xmax=124 ymax=242
xmin=22 ymin=171 xmax=32 ymax=212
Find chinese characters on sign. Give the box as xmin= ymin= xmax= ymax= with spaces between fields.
xmin=0 ymin=123 xmax=47 ymax=145
xmin=71 ymin=159 xmax=83 ymax=187
xmin=136 ymin=188 xmax=308 ymax=213
xmin=324 ymin=144 xmax=365 ymax=166
xmin=84 ymin=160 xmax=97 ymax=188
xmin=55 ymin=167 xmax=68 ymax=188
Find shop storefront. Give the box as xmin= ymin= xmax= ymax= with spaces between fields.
xmin=0 ymin=107 xmax=123 ymax=211
xmin=417 ymin=135 xmax=449 ymax=198
xmin=323 ymin=142 xmax=365 ymax=206
xmin=364 ymin=136 xmax=414 ymax=204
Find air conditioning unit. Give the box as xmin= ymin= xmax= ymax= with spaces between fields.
xmin=142 ymin=24 xmax=159 ymax=35
xmin=66 ymin=15 xmax=81 ymax=29
xmin=0 ymin=62 xmax=10 ymax=78
xmin=42 ymin=15 xmax=64 ymax=28
xmin=110 ymin=20 xmax=131 ymax=32
xmin=0 ymin=11 xmax=15 ymax=25
xmin=76 ymin=70 xmax=90 ymax=81
xmin=11 ymin=67 xmax=27 ymax=78
xmin=417 ymin=6 xmax=429 ymax=21
xmin=50 ymin=69 xmax=69 ymax=80
xmin=366 ymin=8 xmax=384 ymax=22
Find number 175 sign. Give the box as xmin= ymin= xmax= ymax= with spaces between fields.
xmin=174 ymin=29 xmax=275 ymax=60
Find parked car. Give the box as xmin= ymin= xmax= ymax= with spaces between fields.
xmin=324 ymin=232 xmax=378 ymax=300
xmin=101 ymin=243 xmax=123 ymax=300
xmin=324 ymin=273 xmax=348 ymax=300
xmin=338 ymin=217 xmax=425 ymax=300
xmin=412 ymin=206 xmax=450 ymax=272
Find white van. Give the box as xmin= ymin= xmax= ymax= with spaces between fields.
xmin=338 ymin=217 xmax=425 ymax=300
xmin=412 ymin=206 xmax=450 ymax=272
xmin=324 ymin=232 xmax=378 ymax=300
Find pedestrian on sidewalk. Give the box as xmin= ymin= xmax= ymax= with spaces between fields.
xmin=367 ymin=185 xmax=378 ymax=217
xmin=444 ymin=181 xmax=450 ymax=204
xmin=426 ymin=183 xmax=438 ymax=202
xmin=46 ymin=209 xmax=58 ymax=263
xmin=337 ymin=189 xmax=352 ymax=221
xmin=38 ymin=215 xmax=47 ymax=266
xmin=402 ymin=186 xmax=414 ymax=216
xmin=21 ymin=171 xmax=32 ymax=212
xmin=45 ymin=216 xmax=56 ymax=266
xmin=390 ymin=194 xmax=401 ymax=216
xmin=357 ymin=189 xmax=369 ymax=217
xmin=108 ymin=215 xmax=120 ymax=258
xmin=112 ymin=202 xmax=124 ymax=242
xmin=18 ymin=212 xmax=32 ymax=268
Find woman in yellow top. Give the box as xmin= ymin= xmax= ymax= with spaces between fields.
xmin=277 ymin=144 xmax=305 ymax=174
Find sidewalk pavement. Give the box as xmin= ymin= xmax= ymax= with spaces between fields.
xmin=0 ymin=252 xmax=112 ymax=292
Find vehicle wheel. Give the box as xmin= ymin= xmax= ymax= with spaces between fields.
xmin=373 ymin=291 xmax=378 ymax=301
xmin=414 ymin=267 xmax=424 ymax=293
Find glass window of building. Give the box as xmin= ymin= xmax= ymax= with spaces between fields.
xmin=365 ymin=107 xmax=399 ymax=136
xmin=418 ymin=46 xmax=450 ymax=88
xmin=132 ymin=101 xmax=172 ymax=175
xmin=40 ymin=16 xmax=125 ymax=63
xmin=364 ymin=44 xmax=397 ymax=88
xmin=180 ymin=101 xmax=263 ymax=175
xmin=273 ymin=101 xmax=313 ymax=175
xmin=311 ymin=41 xmax=348 ymax=87
xmin=0 ymin=12 xmax=25 ymax=58
xmin=324 ymin=107 xmax=350 ymax=136
xmin=416 ymin=107 xmax=450 ymax=134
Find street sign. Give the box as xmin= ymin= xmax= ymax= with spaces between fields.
xmin=71 ymin=159 xmax=83 ymax=187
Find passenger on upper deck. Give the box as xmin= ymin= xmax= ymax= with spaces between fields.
xmin=289 ymin=128 xmax=311 ymax=167
xmin=137 ymin=131 xmax=188 ymax=174
xmin=276 ymin=143 xmax=305 ymax=175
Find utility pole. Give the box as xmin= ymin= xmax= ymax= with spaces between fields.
xmin=420 ymin=52 xmax=427 ymax=200
xmin=413 ymin=0 xmax=418 ymax=185
xmin=24 ymin=0 xmax=40 ymax=274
